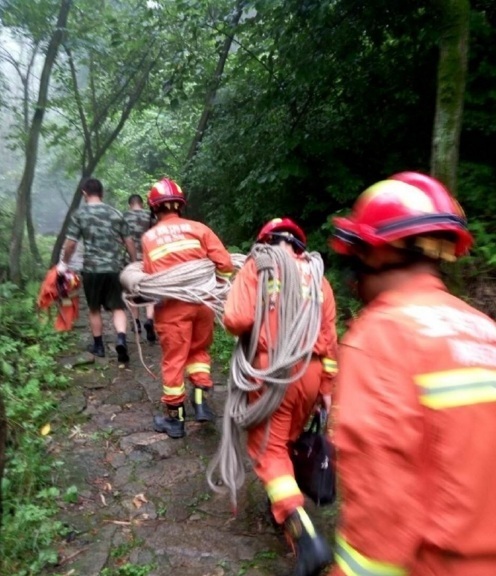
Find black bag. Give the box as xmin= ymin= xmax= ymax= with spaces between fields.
xmin=290 ymin=409 xmax=336 ymax=506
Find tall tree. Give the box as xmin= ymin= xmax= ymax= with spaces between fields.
xmin=6 ymin=0 xmax=72 ymax=284
xmin=431 ymin=0 xmax=470 ymax=193
xmin=0 ymin=38 xmax=43 ymax=266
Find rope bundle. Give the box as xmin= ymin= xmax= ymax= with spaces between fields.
xmin=206 ymin=244 xmax=325 ymax=508
xmin=120 ymin=254 xmax=246 ymax=324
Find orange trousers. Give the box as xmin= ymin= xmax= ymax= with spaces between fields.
xmin=154 ymin=300 xmax=215 ymax=406
xmin=247 ymin=357 xmax=322 ymax=524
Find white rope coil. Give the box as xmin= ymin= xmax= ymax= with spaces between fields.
xmin=120 ymin=254 xmax=246 ymax=325
xmin=206 ymin=244 xmax=325 ymax=509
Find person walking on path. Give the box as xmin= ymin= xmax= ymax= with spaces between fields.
xmin=57 ymin=178 xmax=136 ymax=363
xmin=122 ymin=193 xmax=157 ymax=343
xmin=217 ymin=217 xmax=338 ymax=576
xmin=328 ymin=172 xmax=496 ymax=576
xmin=141 ymin=177 xmax=234 ymax=439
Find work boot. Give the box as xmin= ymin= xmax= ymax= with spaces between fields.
xmin=115 ymin=333 xmax=129 ymax=364
xmin=143 ymin=319 xmax=157 ymax=343
xmin=87 ymin=343 xmax=105 ymax=357
xmin=131 ymin=319 xmax=142 ymax=334
xmin=285 ymin=507 xmax=332 ymax=576
xmin=153 ymin=404 xmax=185 ymax=438
xmin=191 ymin=387 xmax=215 ymax=422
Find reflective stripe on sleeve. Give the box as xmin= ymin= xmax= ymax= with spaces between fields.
xmin=322 ymin=357 xmax=338 ymax=374
xmin=415 ymin=367 xmax=496 ymax=409
xmin=162 ymin=383 xmax=186 ymax=397
xmin=185 ymin=362 xmax=211 ymax=375
xmin=335 ymin=534 xmax=408 ymax=576
xmin=266 ymin=475 xmax=301 ymax=504
xmin=149 ymin=239 xmax=201 ymax=261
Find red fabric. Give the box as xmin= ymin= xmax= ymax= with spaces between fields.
xmin=223 ymin=252 xmax=338 ymax=524
xmin=330 ymin=273 xmax=496 ymax=575
xmin=223 ymin=256 xmax=338 ymax=395
xmin=142 ymin=213 xmax=233 ymax=405
xmin=247 ymin=356 xmax=323 ymax=524
xmin=37 ymin=267 xmax=79 ymax=332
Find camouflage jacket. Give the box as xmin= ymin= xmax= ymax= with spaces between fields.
xmin=122 ymin=208 xmax=153 ymax=261
xmin=66 ymin=203 xmax=130 ymax=273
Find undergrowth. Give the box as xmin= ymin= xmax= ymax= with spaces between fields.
xmin=0 ymin=281 xmax=72 ymax=576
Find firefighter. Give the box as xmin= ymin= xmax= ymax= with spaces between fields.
xmin=328 ymin=172 xmax=496 ymax=576
xmin=141 ymin=177 xmax=234 ymax=439
xmin=223 ymin=218 xmax=338 ymax=576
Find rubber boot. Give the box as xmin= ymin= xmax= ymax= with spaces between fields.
xmin=115 ymin=333 xmax=129 ymax=364
xmin=153 ymin=404 xmax=185 ymax=438
xmin=191 ymin=387 xmax=215 ymax=422
xmin=285 ymin=507 xmax=332 ymax=576
xmin=144 ymin=319 xmax=157 ymax=343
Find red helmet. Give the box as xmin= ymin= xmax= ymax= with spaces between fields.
xmin=147 ymin=178 xmax=186 ymax=209
xmin=257 ymin=217 xmax=307 ymax=252
xmin=330 ymin=172 xmax=473 ymax=261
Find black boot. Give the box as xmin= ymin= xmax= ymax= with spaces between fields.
xmin=153 ymin=404 xmax=185 ymax=438
xmin=144 ymin=319 xmax=157 ymax=343
xmin=285 ymin=507 xmax=332 ymax=576
xmin=191 ymin=387 xmax=215 ymax=422
xmin=88 ymin=342 xmax=105 ymax=357
xmin=115 ymin=333 xmax=129 ymax=364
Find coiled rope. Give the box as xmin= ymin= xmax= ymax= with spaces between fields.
xmin=206 ymin=244 xmax=324 ymax=509
xmin=119 ymin=254 xmax=246 ymax=375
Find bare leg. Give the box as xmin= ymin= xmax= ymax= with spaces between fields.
xmin=113 ymin=309 xmax=127 ymax=334
xmin=89 ymin=309 xmax=103 ymax=337
xmin=146 ymin=304 xmax=155 ymax=320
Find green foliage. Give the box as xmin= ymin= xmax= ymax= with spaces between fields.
xmin=211 ymin=325 xmax=236 ymax=374
xmin=0 ymin=281 xmax=71 ymax=575
xmin=100 ymin=564 xmax=156 ymax=576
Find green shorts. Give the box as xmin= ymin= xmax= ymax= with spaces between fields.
xmin=82 ymin=272 xmax=125 ymax=312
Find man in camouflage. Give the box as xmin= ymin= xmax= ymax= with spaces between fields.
xmin=123 ymin=194 xmax=156 ymax=342
xmin=57 ymin=178 xmax=136 ymax=362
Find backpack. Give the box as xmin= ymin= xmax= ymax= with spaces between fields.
xmin=290 ymin=408 xmax=336 ymax=506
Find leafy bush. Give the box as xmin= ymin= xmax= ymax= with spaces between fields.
xmin=0 ymin=281 xmax=71 ymax=575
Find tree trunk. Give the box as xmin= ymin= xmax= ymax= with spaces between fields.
xmin=50 ymin=52 xmax=158 ymax=266
xmin=8 ymin=0 xmax=72 ymax=284
xmin=26 ymin=194 xmax=43 ymax=268
xmin=50 ymin=168 xmax=92 ymax=266
xmin=430 ymin=0 xmax=470 ymax=195
xmin=186 ymin=4 xmax=244 ymax=164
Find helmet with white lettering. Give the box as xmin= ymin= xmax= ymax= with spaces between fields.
xmin=147 ymin=178 xmax=186 ymax=212
xmin=257 ymin=217 xmax=307 ymax=253
xmin=330 ymin=172 xmax=473 ymax=261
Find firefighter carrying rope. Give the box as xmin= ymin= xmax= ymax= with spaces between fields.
xmin=207 ymin=217 xmax=339 ymax=576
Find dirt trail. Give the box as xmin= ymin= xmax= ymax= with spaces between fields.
xmin=45 ymin=304 xmax=336 ymax=576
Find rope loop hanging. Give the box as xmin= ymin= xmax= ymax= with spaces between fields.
xmin=206 ymin=244 xmax=325 ymax=509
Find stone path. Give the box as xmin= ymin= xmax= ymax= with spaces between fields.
xmin=44 ymin=307 xmax=337 ymax=576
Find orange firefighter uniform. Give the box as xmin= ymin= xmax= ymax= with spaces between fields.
xmin=330 ymin=273 xmax=496 ymax=576
xmin=223 ymin=255 xmax=338 ymax=524
xmin=37 ymin=266 xmax=80 ymax=331
xmin=142 ymin=213 xmax=234 ymax=406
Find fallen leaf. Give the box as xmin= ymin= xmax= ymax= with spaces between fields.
xmin=100 ymin=493 xmax=107 ymax=506
xmin=40 ymin=423 xmax=51 ymax=436
xmin=132 ymin=493 xmax=148 ymax=509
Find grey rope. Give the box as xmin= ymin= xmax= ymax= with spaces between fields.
xmin=119 ymin=255 xmax=246 ymax=376
xmin=206 ymin=244 xmax=324 ymax=509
